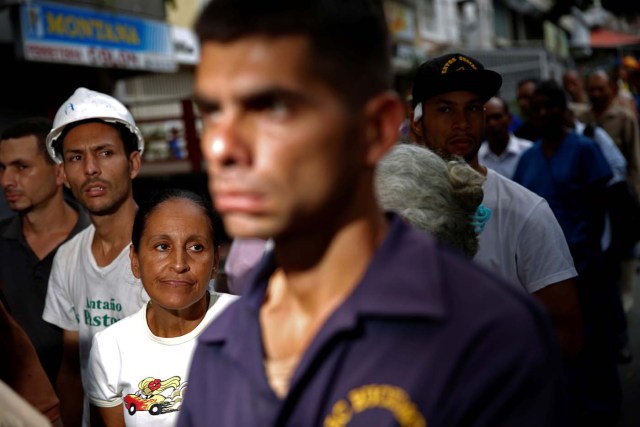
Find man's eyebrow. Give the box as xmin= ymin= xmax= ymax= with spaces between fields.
xmin=243 ymin=88 xmax=310 ymax=107
xmin=4 ymin=158 xmax=28 ymax=166
xmin=193 ymin=94 xmax=219 ymax=112
xmin=194 ymin=87 xmax=312 ymax=110
xmin=64 ymin=143 xmax=115 ymax=154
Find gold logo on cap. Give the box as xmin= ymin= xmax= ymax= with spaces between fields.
xmin=458 ymin=55 xmax=478 ymax=69
xmin=441 ymin=57 xmax=457 ymax=74
xmin=441 ymin=55 xmax=478 ymax=74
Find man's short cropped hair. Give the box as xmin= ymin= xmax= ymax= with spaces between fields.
xmin=517 ymin=77 xmax=540 ymax=90
xmin=0 ymin=117 xmax=55 ymax=165
xmin=194 ymin=0 xmax=391 ymax=109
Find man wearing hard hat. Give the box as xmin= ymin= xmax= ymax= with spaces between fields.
xmin=42 ymin=88 xmax=149 ymax=427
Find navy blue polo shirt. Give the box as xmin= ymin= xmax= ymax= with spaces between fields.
xmin=179 ymin=215 xmax=568 ymax=427
xmin=0 ymin=199 xmax=90 ymax=385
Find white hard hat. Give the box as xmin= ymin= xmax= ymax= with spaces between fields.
xmin=46 ymin=87 xmax=144 ymax=163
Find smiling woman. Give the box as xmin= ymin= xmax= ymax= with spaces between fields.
xmin=84 ymin=188 xmax=238 ymax=427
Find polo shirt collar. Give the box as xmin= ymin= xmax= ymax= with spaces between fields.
xmin=0 ymin=215 xmax=22 ymax=241
xmin=506 ymin=134 xmax=524 ymax=154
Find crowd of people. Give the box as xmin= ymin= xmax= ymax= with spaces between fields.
xmin=1 ymin=0 xmax=640 ymax=426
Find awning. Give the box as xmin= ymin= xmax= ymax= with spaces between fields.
xmin=590 ymin=29 xmax=640 ymax=48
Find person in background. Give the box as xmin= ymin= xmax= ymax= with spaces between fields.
xmin=43 ymin=88 xmax=149 ymax=427
xmin=0 ymin=291 xmax=62 ymax=427
xmin=0 ymin=117 xmax=90 ymax=387
xmin=567 ymin=107 xmax=635 ymax=366
xmin=613 ymin=57 xmax=639 ymax=117
xmin=581 ymin=69 xmax=640 ymax=345
xmin=178 ymin=2 xmax=569 ymax=426
xmin=513 ymin=77 xmax=541 ymax=141
xmin=375 ymin=143 xmax=486 ymax=257
xmin=410 ymin=53 xmax=581 ymax=359
xmin=513 ymin=79 xmax=620 ymax=426
xmin=478 ymin=96 xmax=533 ymax=179
xmin=563 ymin=69 xmax=590 ymax=117
xmin=0 ymin=192 xmax=13 ymax=220
xmin=86 ymin=189 xmax=237 ymax=427
xmin=219 ymin=237 xmax=272 ymax=295
xmin=582 ymin=69 xmax=640 ymax=198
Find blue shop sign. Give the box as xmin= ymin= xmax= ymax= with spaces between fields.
xmin=20 ymin=1 xmax=176 ymax=72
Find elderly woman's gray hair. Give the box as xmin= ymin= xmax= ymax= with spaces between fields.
xmin=375 ymin=143 xmax=486 ymax=256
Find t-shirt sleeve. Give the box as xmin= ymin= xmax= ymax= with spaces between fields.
xmin=516 ymin=199 xmax=578 ymax=293
xmin=42 ymin=249 xmax=79 ymax=331
xmin=86 ymin=330 xmax=123 ymax=408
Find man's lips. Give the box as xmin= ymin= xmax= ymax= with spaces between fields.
xmin=3 ymin=192 xmax=21 ymax=202
xmin=448 ymin=137 xmax=475 ymax=153
xmin=83 ymin=183 xmax=107 ymax=197
xmin=214 ymin=191 xmax=264 ymax=213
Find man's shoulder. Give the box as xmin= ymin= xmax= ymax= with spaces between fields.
xmin=56 ymin=224 xmax=94 ymax=256
xmin=0 ymin=215 xmax=14 ymax=229
xmin=387 ymin=225 xmax=537 ymax=315
xmin=565 ymin=131 xmax=592 ymax=147
xmin=510 ymin=134 xmax=534 ymax=150
xmin=607 ymin=102 xmax=636 ymax=118
xmin=0 ymin=215 xmax=20 ymax=239
xmin=576 ymin=108 xmax=593 ymax=123
xmin=485 ymin=169 xmax=544 ymax=204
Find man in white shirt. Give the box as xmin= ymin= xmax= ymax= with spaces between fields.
xmin=410 ymin=53 xmax=582 ymax=359
xmin=479 ymin=96 xmax=533 ymax=179
xmin=42 ymin=88 xmax=149 ymax=427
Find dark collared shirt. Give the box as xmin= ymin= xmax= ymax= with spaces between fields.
xmin=0 ymin=199 xmax=90 ymax=385
xmin=178 ymin=215 xmax=568 ymax=427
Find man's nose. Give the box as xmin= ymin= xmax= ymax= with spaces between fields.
xmin=0 ymin=168 xmax=15 ymax=188
xmin=202 ymin=113 xmax=251 ymax=168
xmin=84 ymin=154 xmax=100 ymax=177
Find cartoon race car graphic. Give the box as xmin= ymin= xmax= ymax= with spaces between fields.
xmin=124 ymin=376 xmax=186 ymax=416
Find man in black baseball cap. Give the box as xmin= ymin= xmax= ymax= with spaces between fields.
xmin=410 ymin=53 xmax=502 ymax=165
xmin=411 ymin=53 xmax=502 ymax=108
xmin=410 ymin=53 xmax=583 ymax=399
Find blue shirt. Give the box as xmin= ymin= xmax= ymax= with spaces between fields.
xmin=513 ymin=132 xmax=612 ymax=256
xmin=178 ymin=215 xmax=568 ymax=427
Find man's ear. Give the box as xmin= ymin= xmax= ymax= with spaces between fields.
xmin=129 ymin=150 xmax=142 ymax=179
xmin=409 ymin=108 xmax=424 ymax=140
xmin=61 ymin=165 xmax=71 ymax=189
xmin=362 ymin=91 xmax=405 ymax=167
xmin=55 ymin=163 xmax=66 ymax=187
xmin=129 ymin=244 xmax=141 ymax=279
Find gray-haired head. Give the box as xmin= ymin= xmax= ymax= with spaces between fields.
xmin=375 ymin=143 xmax=485 ymax=256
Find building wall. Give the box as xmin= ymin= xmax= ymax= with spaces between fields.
xmin=166 ymin=0 xmax=203 ymax=27
xmin=0 ymin=0 xmax=169 ymax=129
